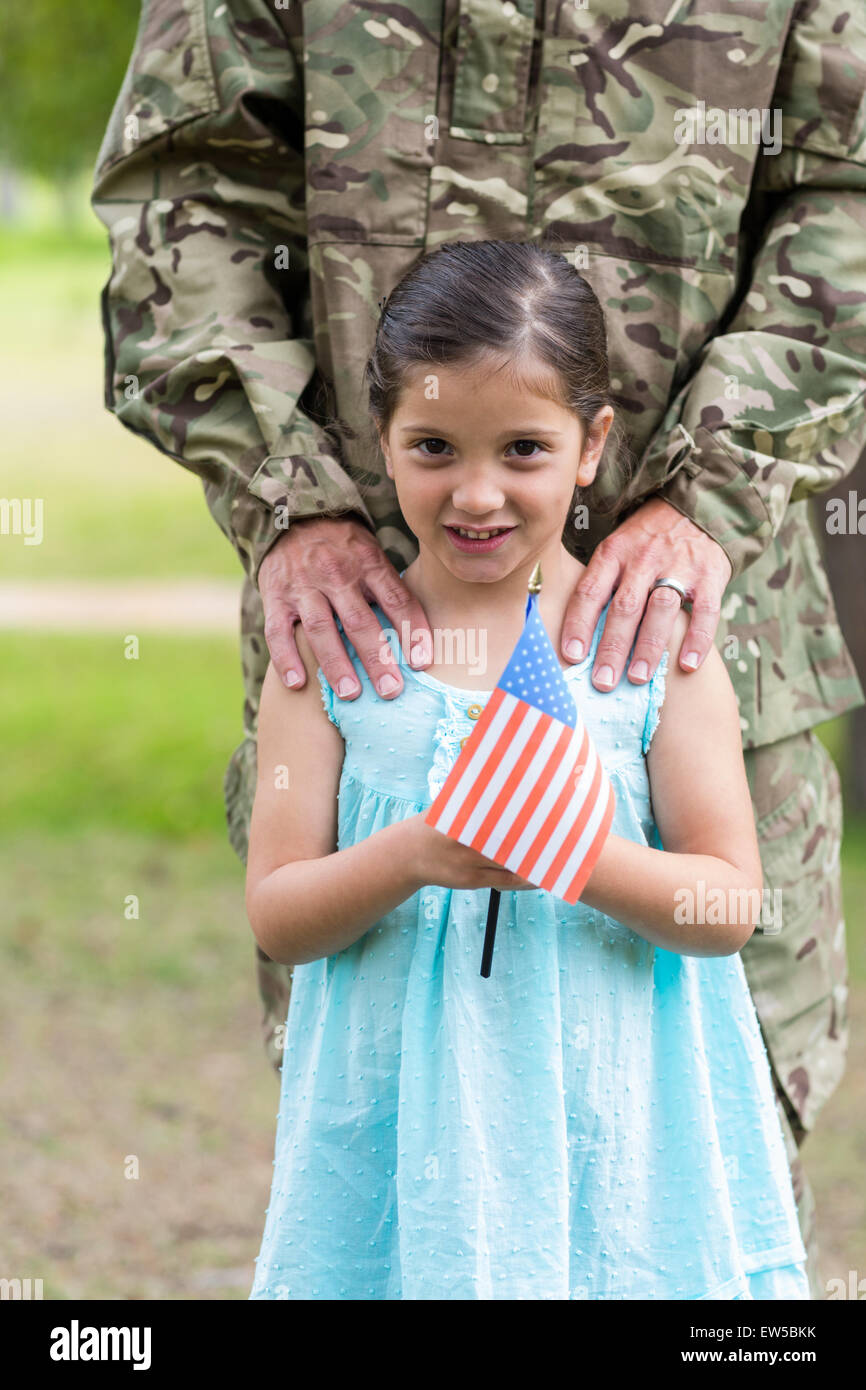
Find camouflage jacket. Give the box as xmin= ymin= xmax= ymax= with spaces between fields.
xmin=92 ymin=0 xmax=866 ymax=826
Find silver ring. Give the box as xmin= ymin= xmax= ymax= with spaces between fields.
xmin=649 ymin=576 xmax=688 ymax=607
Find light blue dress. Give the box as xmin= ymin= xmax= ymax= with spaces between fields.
xmin=250 ymin=600 xmax=809 ymax=1301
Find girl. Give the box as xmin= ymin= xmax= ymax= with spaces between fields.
xmin=246 ymin=241 xmax=809 ymax=1301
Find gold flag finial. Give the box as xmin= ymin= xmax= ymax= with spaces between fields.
xmin=528 ymin=562 xmax=543 ymax=594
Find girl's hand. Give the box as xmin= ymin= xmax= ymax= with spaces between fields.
xmin=404 ymin=814 xmax=537 ymax=892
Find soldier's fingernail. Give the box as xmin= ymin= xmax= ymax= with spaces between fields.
xmin=410 ymin=641 xmax=431 ymax=667
xmin=630 ymin=660 xmax=649 ymax=682
xmin=565 ymin=639 xmax=584 ymax=661
xmin=594 ymin=665 xmax=615 ymax=688
xmin=377 ymin=674 xmax=400 ymax=696
xmin=337 ymin=677 xmax=359 ymax=698
xmin=284 ymin=669 xmax=301 ymax=688
xmin=682 ymin=651 xmax=700 ymax=669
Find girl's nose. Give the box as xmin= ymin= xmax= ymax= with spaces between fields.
xmin=451 ymin=473 xmax=507 ymax=515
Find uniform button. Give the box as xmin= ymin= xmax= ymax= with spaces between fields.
xmin=460 ymin=736 xmax=470 ymax=750
xmin=467 ymin=704 xmax=483 ymax=720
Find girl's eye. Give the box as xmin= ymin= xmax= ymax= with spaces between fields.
xmin=415 ymin=438 xmax=452 ymax=456
xmin=508 ymin=439 xmax=544 ymax=458
xmin=413 ymin=438 xmax=545 ymax=458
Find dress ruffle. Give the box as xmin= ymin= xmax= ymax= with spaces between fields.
xmin=642 ymin=649 xmax=670 ymax=754
xmin=427 ymin=686 xmax=489 ymax=801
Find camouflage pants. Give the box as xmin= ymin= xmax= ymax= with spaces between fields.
xmin=227 ymin=716 xmax=846 ymax=1300
xmin=739 ymin=727 xmax=847 ymax=1299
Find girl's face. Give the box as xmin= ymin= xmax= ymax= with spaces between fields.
xmin=378 ymin=354 xmax=613 ymax=585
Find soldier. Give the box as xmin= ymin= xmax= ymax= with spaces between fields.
xmin=92 ymin=0 xmax=866 ymax=1298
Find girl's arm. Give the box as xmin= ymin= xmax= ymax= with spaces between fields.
xmin=245 ymin=635 xmax=417 ymax=966
xmin=245 ymin=630 xmax=528 ymax=967
xmin=578 ymin=607 xmax=764 ymax=956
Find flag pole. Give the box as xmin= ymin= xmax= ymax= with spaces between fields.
xmin=480 ymin=561 xmax=543 ymax=977
xmin=479 ymin=888 xmax=501 ymax=978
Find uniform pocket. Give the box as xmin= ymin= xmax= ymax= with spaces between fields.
xmin=303 ymin=0 xmax=439 ymax=244
xmin=532 ymin=1 xmax=782 ymax=269
xmin=93 ymin=0 xmax=218 ymax=178
xmin=449 ymin=0 xmax=535 ymax=143
xmin=739 ymin=733 xmax=846 ymax=1132
xmin=773 ymin=4 xmax=866 ymax=160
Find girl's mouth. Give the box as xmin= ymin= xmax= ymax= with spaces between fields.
xmin=444 ymin=525 xmax=515 ymax=553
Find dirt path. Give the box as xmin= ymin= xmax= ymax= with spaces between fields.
xmin=0 ymin=580 xmax=240 ymax=632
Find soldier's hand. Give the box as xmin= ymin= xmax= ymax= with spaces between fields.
xmin=560 ymin=497 xmax=732 ymax=690
xmin=257 ymin=516 xmax=433 ymax=699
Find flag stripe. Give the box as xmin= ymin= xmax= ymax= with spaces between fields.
xmin=555 ymin=770 xmax=614 ymax=899
xmin=528 ymin=738 xmax=598 ymax=885
xmin=426 ymin=687 xmax=510 ymax=832
xmin=512 ymin=724 xmax=591 ymax=880
xmin=448 ymin=697 xmax=541 ymax=841
xmin=465 ymin=709 xmax=553 ymax=850
xmin=474 ymin=717 xmax=567 ymax=859
xmin=549 ymin=763 xmax=614 ymax=899
xmin=540 ymin=753 xmax=604 ymax=892
xmin=498 ymin=722 xmax=583 ymax=872
xmin=560 ymin=781 xmax=616 ymax=904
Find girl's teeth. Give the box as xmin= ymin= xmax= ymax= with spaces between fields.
xmin=456 ymin=527 xmax=504 ymax=538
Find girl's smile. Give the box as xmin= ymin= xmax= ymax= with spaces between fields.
xmin=443 ymin=523 xmax=516 ymax=553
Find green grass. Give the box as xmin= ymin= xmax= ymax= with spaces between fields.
xmin=1 ymin=631 xmax=244 ymax=835
xmin=0 ymin=219 xmax=239 ymax=580
xmin=836 ymin=814 xmax=866 ymax=986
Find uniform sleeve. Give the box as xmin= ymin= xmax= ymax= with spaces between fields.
xmin=638 ymin=4 xmax=866 ymax=583
xmin=90 ymin=0 xmax=375 ymax=587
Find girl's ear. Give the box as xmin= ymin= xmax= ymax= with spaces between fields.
xmin=576 ymin=406 xmax=614 ymax=488
xmin=378 ymin=426 xmax=394 ymax=479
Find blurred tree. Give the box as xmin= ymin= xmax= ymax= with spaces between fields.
xmin=0 ymin=2 xmax=139 ymax=203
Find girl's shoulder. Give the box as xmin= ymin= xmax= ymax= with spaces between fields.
xmin=312 ymin=609 xmax=443 ymax=726
xmin=644 ymin=606 xmax=742 ymax=771
xmin=561 ymin=599 xmax=671 ymax=766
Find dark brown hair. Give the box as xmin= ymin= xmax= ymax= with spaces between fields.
xmin=363 ymin=239 xmax=633 ymax=525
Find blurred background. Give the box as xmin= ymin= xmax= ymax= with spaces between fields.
xmin=1 ymin=3 xmax=864 ymax=1300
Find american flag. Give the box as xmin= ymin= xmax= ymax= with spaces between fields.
xmin=425 ymin=588 xmax=615 ymax=904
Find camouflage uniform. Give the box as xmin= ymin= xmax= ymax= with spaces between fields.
xmin=92 ymin=0 xmax=866 ymax=1295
